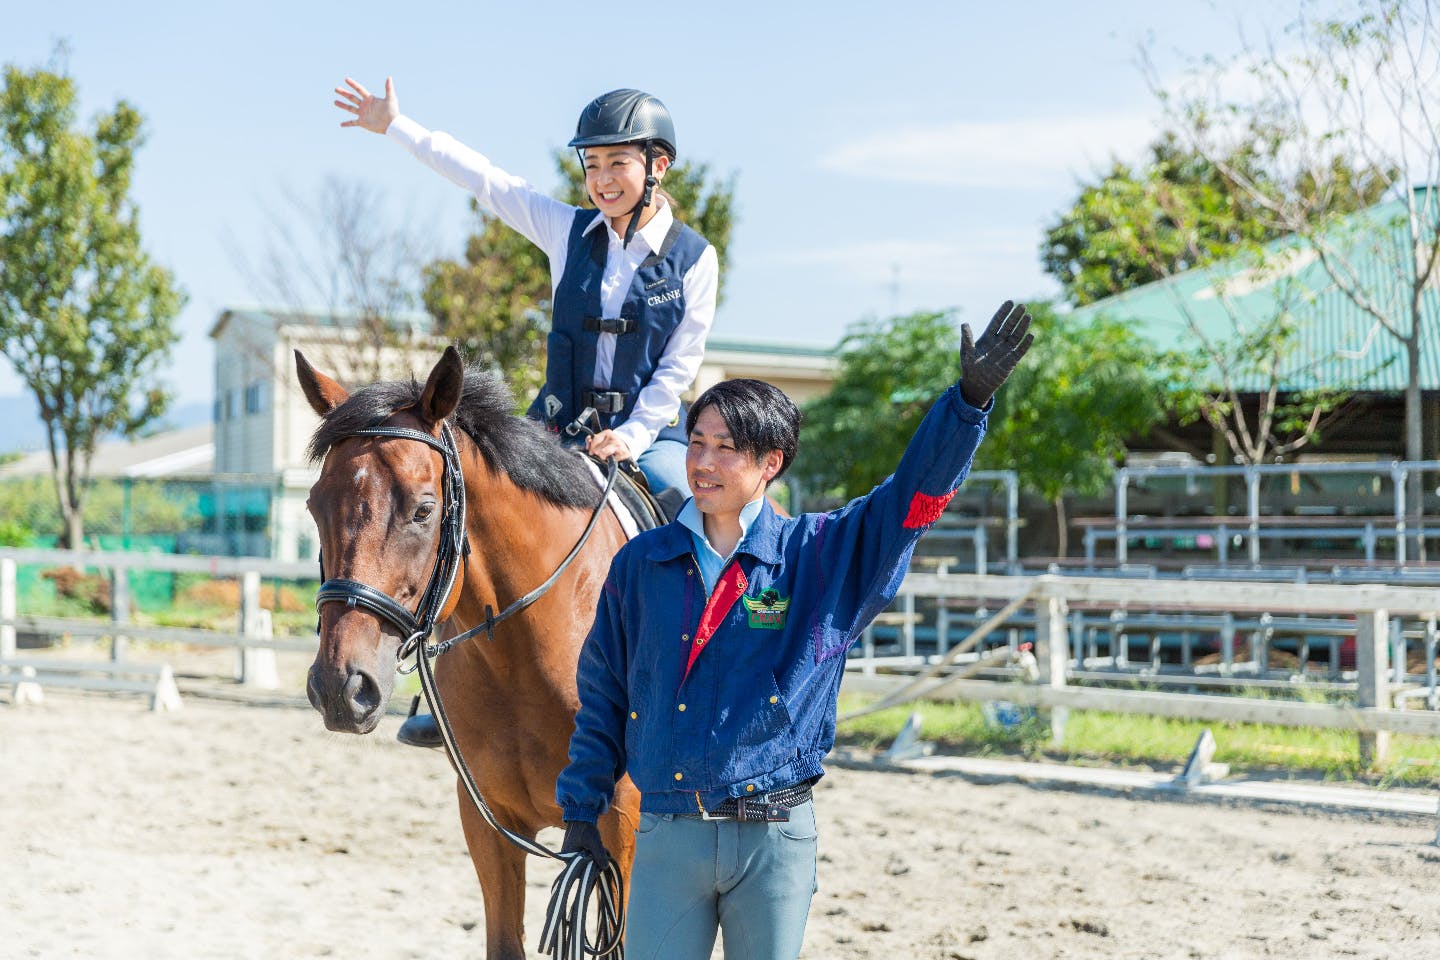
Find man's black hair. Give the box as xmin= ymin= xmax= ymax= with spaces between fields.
xmin=686 ymin=379 xmax=802 ymax=479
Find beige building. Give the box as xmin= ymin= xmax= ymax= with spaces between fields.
xmin=210 ymin=308 xmax=836 ymax=561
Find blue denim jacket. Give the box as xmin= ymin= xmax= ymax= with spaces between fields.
xmin=557 ymin=384 xmax=988 ymax=821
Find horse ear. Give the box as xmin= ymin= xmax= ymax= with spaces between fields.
xmin=419 ymin=346 xmax=464 ymax=424
xmin=295 ymin=350 xmax=349 ymax=415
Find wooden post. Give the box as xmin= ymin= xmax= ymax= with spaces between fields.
xmin=109 ymin=566 xmax=130 ymax=661
xmin=901 ymin=591 xmax=916 ymax=662
xmin=1034 ymin=593 xmax=1070 ymax=746
xmin=238 ymin=571 xmax=277 ymax=688
xmin=1391 ymin=617 xmax=1406 ymax=685
xmin=1355 ymin=608 xmax=1391 ymax=767
xmin=0 ymin=557 xmax=15 ymax=661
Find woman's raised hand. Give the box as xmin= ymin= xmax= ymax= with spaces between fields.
xmin=334 ymin=76 xmax=399 ymax=134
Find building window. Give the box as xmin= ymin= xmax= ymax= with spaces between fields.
xmin=245 ymin=381 xmax=265 ymax=415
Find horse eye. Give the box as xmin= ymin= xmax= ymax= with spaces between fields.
xmin=413 ymin=503 xmax=435 ymax=523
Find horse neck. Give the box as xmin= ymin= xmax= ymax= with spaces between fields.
xmin=451 ymin=441 xmax=625 ymax=645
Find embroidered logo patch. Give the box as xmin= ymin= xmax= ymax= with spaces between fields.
xmin=741 ymin=588 xmax=789 ymax=629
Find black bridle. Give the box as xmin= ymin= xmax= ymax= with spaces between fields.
xmin=314 ymin=423 xmax=469 ymax=660
xmin=311 ymin=416 xmax=626 ymax=959
xmin=313 ymin=420 xmax=618 ymax=669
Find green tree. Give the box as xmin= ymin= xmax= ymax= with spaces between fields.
xmin=0 ymin=60 xmax=184 ymax=549
xmin=1147 ymin=0 xmax=1438 ymax=483
xmin=1042 ymin=136 xmax=1283 ymax=308
xmin=1042 ymin=135 xmax=1388 ymax=309
xmin=977 ymin=304 xmax=1168 ymax=556
xmin=793 ymin=311 xmax=963 ymax=501
xmin=423 ymin=150 xmax=736 ymax=404
xmin=1044 ymin=131 xmax=1387 ymax=466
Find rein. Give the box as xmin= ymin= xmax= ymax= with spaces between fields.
xmin=312 ymin=418 xmax=626 ymax=959
xmin=421 ymin=453 xmax=621 ymax=662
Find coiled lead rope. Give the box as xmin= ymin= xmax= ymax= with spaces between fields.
xmin=410 ymin=554 xmax=625 ymax=958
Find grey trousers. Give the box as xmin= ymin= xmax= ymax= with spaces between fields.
xmin=625 ymin=800 xmax=819 ymax=960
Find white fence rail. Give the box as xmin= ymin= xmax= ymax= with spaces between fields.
xmin=8 ymin=547 xmax=1440 ymax=762
xmin=847 ymin=573 xmax=1440 ymax=764
xmin=0 ymin=547 xmax=317 ymax=697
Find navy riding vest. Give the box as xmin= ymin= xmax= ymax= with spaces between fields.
xmin=526 ymin=208 xmax=710 ymax=446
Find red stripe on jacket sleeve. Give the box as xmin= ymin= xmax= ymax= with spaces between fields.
xmin=902 ymin=489 xmax=956 ymax=529
xmin=684 ymin=564 xmax=748 ymax=681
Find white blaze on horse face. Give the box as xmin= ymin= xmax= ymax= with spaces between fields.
xmin=352 ymin=467 xmax=368 ymax=486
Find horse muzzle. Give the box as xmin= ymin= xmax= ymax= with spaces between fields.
xmin=307 ymin=606 xmax=402 ymax=733
xmin=306 ymin=659 xmax=390 ymax=733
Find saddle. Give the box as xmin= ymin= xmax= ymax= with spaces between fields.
xmin=581 ymin=454 xmax=682 ymax=534
xmin=559 ymin=404 xmax=682 ymax=534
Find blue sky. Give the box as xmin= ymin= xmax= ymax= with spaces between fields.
xmin=1 ymin=0 xmax=1321 ymax=447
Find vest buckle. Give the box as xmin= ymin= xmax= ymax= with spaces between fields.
xmin=583 ymin=317 xmax=637 ymax=335
xmin=582 ymin=390 xmax=627 ymax=414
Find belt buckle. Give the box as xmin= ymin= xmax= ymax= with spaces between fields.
xmin=739 ymin=794 xmax=789 ymax=823
xmin=694 ymin=792 xmax=728 ymax=822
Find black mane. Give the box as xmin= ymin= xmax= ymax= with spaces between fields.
xmin=307 ymin=367 xmax=602 ymax=510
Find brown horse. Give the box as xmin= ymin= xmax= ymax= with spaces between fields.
xmin=297 ymin=346 xmax=639 ymax=960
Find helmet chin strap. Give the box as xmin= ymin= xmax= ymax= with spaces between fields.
xmin=622 ymin=142 xmax=658 ymax=249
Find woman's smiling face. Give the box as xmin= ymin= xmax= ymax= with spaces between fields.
xmin=582 ymin=144 xmax=667 ymax=220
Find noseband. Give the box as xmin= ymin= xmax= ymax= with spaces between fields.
xmin=313 ymin=420 xmax=618 ymax=667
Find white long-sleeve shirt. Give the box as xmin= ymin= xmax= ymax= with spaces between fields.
xmin=387 ymin=115 xmax=719 ymax=457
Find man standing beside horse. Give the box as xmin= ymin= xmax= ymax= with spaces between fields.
xmin=555 ymin=301 xmax=1035 ymax=959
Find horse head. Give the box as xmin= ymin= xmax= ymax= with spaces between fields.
xmin=297 ymin=346 xmax=467 ymax=733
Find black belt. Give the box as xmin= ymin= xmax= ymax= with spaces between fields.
xmin=584 ymin=317 xmax=636 ymax=335
xmin=582 ymin=390 xmax=627 ymax=414
xmin=684 ymin=782 xmax=813 ymax=823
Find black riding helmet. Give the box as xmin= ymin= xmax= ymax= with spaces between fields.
xmin=569 ymin=89 xmax=676 ymax=247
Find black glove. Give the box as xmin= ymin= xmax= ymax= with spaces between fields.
xmin=561 ymin=820 xmax=612 ymax=868
xmin=959 ymin=300 xmax=1035 ymax=408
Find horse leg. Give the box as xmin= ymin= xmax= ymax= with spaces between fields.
xmin=456 ymin=784 xmax=530 ymax=960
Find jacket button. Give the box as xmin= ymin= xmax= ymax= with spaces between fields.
xmin=630 ymin=711 xmax=638 ymax=719
xmin=674 ymin=772 xmax=684 ymax=782
xmin=682 ymin=633 xmax=689 ymax=641
xmin=677 ymin=703 xmax=686 ymax=712
xmin=687 ymin=568 xmax=693 ymax=575
xmin=745 ymin=784 xmax=756 ymax=793
xmin=696 ymin=637 xmax=705 ymax=646
xmin=769 ymin=695 xmax=778 ymax=704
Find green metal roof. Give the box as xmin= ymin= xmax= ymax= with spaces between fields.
xmin=1067 ymin=187 xmax=1440 ymax=393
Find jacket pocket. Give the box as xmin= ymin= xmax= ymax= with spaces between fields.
xmin=776 ymin=799 xmax=817 ymax=841
xmin=716 ymin=671 xmax=795 ymax=783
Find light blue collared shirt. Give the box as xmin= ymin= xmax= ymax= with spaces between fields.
xmin=677 ymin=496 xmax=766 ymax=594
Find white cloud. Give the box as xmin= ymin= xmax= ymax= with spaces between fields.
xmin=818 ymin=112 xmax=1160 ymax=190
xmin=764 ymin=230 xmax=1036 ymax=285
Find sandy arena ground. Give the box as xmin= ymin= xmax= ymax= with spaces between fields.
xmin=2 ymin=650 xmax=1439 ymax=960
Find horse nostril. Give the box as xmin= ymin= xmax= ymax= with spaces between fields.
xmin=343 ymin=670 xmax=381 ymax=720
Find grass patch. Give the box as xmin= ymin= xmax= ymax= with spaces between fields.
xmin=835 ymin=692 xmax=1440 ymax=788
